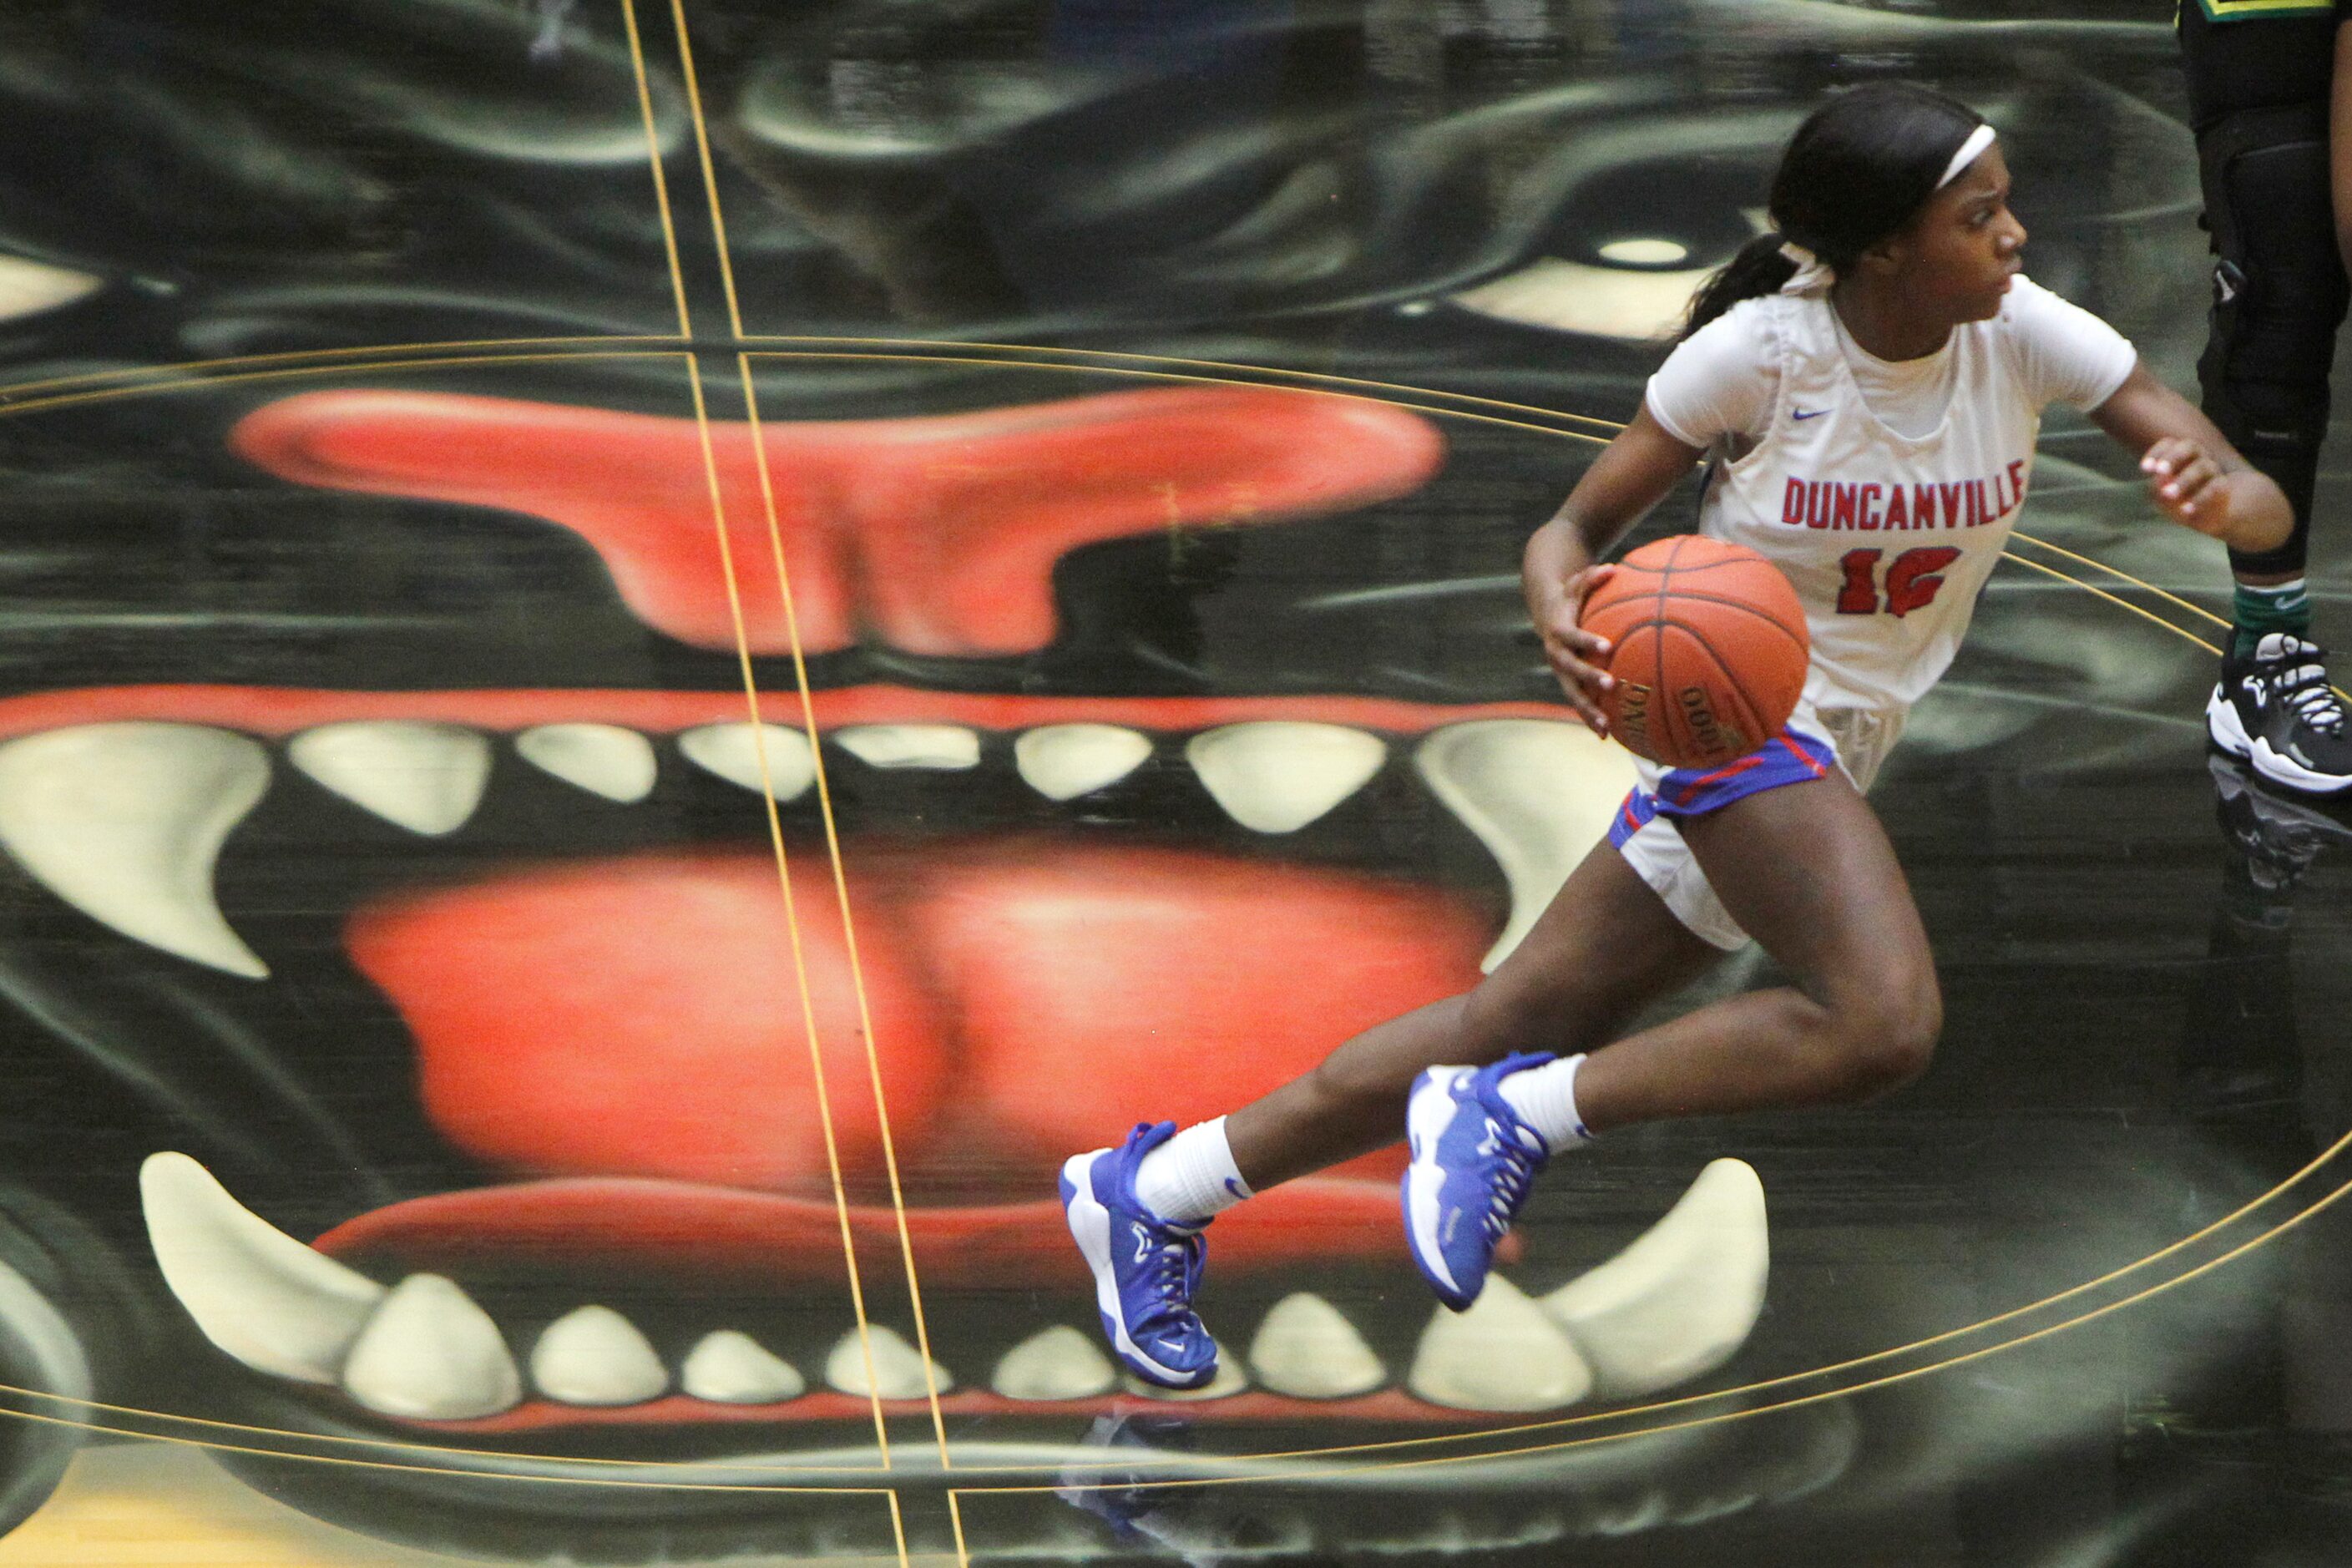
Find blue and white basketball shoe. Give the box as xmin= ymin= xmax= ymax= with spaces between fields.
xmin=1060 ymin=1122 xmax=1218 ymax=1389
xmin=1401 ymin=1053 xmax=1555 ymax=1312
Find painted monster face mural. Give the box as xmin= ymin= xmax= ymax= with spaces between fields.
xmin=0 ymin=3 xmax=2304 ymax=1565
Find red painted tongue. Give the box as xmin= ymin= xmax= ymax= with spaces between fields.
xmin=345 ymin=841 xmax=1492 ymax=1277
xmin=230 ymin=387 xmax=1442 ymax=657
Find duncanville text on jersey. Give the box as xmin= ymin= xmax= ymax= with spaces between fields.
xmin=1778 ymin=461 xmax=2028 ymax=532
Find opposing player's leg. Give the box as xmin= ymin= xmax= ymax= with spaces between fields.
xmin=2180 ymin=13 xmax=2352 ymax=789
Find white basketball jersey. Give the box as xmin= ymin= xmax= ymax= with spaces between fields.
xmin=1697 ymin=290 xmax=2041 ymax=714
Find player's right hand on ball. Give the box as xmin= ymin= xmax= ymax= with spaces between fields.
xmin=1540 ymin=563 xmax=1617 ymax=733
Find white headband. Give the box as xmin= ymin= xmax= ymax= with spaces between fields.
xmin=1936 ymin=123 xmax=1998 ymax=190
xmin=1778 ymin=123 xmax=2000 ymax=296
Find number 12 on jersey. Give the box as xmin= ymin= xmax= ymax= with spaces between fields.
xmin=1835 ymin=546 xmax=1961 ymax=618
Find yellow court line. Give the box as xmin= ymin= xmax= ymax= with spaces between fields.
xmin=0 ymin=1050 xmax=2325 ymax=1482
xmin=2009 ymin=529 xmax=2232 ymax=630
xmin=0 ymin=1091 xmax=2321 ymax=1480
xmin=0 ymin=336 xmax=681 ymax=406
xmin=0 ymin=281 xmax=2302 ymax=1486
xmin=1029 ymin=1120 xmax=2352 ymax=1474
xmin=736 ymin=350 xmax=1615 ymax=445
xmin=1012 ymin=1157 xmax=2352 ymax=1497
xmin=1998 ymin=550 xmax=2223 ymax=655
xmin=670 ymin=0 xmax=745 ymax=342
xmin=667 ymin=0 xmax=959 ymax=1478
xmin=620 ymin=0 xmax=692 ymax=340
xmin=0 ymin=1393 xmax=890 ymax=1495
xmin=681 ymin=359 xmax=898 ymax=1465
xmin=736 ymin=362 xmax=961 ymax=1466
xmin=0 ymin=350 xmax=683 ymax=421
xmin=620 ymin=0 xmax=903 ymax=1498
xmin=736 ymin=334 xmax=1624 ymax=435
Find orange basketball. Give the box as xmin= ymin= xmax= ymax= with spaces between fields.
xmin=1579 ymin=535 xmax=1809 ymax=769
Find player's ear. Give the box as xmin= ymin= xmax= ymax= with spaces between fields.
xmin=1854 ymin=231 xmax=1906 ymax=279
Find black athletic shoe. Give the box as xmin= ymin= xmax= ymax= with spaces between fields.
xmin=2206 ymin=633 xmax=2352 ymax=795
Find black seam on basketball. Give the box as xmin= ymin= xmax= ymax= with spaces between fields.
xmin=1651 ymin=536 xmax=1690 ymax=629
xmin=1647 ymin=587 xmax=1810 ymax=653
xmin=1646 ymin=555 xmax=1762 ymax=578
xmin=1679 ymin=627 xmax=1775 ymax=752
xmin=1651 ymin=605 xmax=1667 ymax=743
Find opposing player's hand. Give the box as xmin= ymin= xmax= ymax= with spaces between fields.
xmin=2141 ymin=438 xmax=2226 ymax=534
xmin=1539 ymin=563 xmax=1618 ymax=732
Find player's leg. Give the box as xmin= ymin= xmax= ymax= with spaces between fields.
xmin=1569 ymin=764 xmax=1940 ymax=1130
xmin=1222 ymin=832 xmax=1720 ymax=1187
xmin=1059 ymin=833 xmax=1718 ymax=1383
xmin=1391 ymin=759 xmax=1936 ymax=1307
xmin=2182 ymin=3 xmax=2352 ymax=791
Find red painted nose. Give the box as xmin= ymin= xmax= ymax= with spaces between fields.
xmin=231 ymin=386 xmax=1444 ymax=656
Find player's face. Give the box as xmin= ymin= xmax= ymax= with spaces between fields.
xmin=1894 ymin=144 xmax=2026 ymax=324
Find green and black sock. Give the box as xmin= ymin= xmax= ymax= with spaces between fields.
xmin=2233 ymin=578 xmax=2312 ymax=660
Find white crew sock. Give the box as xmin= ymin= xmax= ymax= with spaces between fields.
xmin=1494 ymin=1054 xmax=1592 ymax=1151
xmin=1132 ymin=1116 xmax=1253 ymax=1225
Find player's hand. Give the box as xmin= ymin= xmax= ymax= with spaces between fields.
xmin=2142 ymin=438 xmax=2226 ymax=534
xmin=1537 ymin=563 xmax=1618 ymax=732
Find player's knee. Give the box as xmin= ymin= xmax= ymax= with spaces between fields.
xmin=1828 ymin=969 xmax=1940 ymax=1099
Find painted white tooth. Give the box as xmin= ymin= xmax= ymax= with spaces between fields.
xmin=1406 ymin=1273 xmax=1591 ymax=1412
xmin=1415 ymin=720 xmax=1638 ymax=971
xmin=1186 ymin=722 xmax=1385 ymax=833
xmin=681 ymin=1331 xmax=804 ymax=1404
xmin=139 ymin=1152 xmax=384 ymax=1383
xmin=289 ymin=721 xmax=491 ymax=837
xmin=1541 ymin=1158 xmax=1768 ymax=1399
xmin=339 ymin=1274 xmax=522 ymax=1420
xmin=824 ymin=1325 xmax=952 ymax=1400
xmin=1013 ymin=724 xmax=1151 ymax=802
xmin=0 ymin=723 xmax=270 ymax=979
xmin=1584 ymin=1489 xmax=1672 ymax=1537
xmin=835 ymin=724 xmax=980 ymax=771
xmin=1246 ymin=1292 xmax=1385 ymax=1399
xmin=0 ymin=255 xmax=100 ymax=321
xmin=516 ymin=724 xmax=657 ymax=803
xmin=1122 ymin=1347 xmax=1248 ymax=1402
xmin=677 ymin=721 xmax=815 ymax=801
xmin=1449 ymin=256 xmax=1711 ymax=343
xmin=1670 ymin=1485 xmax=1759 ymax=1528
xmin=990 ymin=1325 xmax=1117 ymax=1401
xmin=529 ymin=1305 xmax=667 ymax=1406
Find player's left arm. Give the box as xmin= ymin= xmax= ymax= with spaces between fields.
xmin=2086 ymin=362 xmax=2293 ymax=554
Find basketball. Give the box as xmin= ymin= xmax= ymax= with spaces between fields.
xmin=1579 ymin=535 xmax=1810 ymax=769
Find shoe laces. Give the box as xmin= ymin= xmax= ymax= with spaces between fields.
xmin=2258 ymin=635 xmax=2346 ymax=736
xmin=1141 ymin=1226 xmax=1206 ymax=1328
xmin=1477 ymin=1120 xmax=1542 ymax=1242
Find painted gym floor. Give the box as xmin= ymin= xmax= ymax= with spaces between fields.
xmin=0 ymin=2 xmax=2341 ymax=1564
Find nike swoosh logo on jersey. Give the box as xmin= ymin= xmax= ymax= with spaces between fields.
xmin=1792 ymin=407 xmax=1828 ymax=420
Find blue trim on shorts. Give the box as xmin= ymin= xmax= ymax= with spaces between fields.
xmin=1607 ymin=725 xmax=1836 ymax=846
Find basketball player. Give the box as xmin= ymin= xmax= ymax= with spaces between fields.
xmin=1061 ymin=83 xmax=2294 ymax=1389
xmin=2180 ymin=0 xmax=2352 ymax=794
